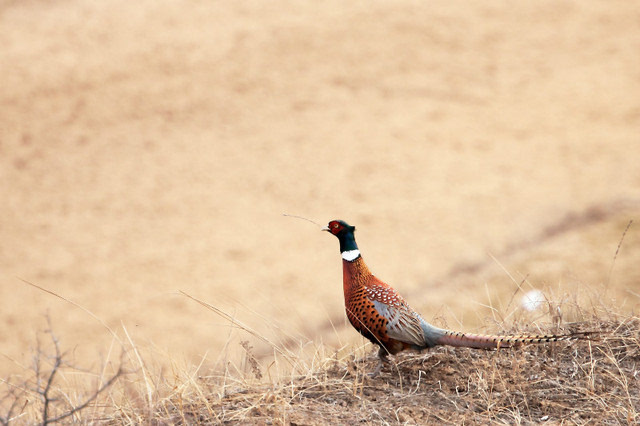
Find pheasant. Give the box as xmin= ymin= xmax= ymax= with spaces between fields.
xmin=323 ymin=219 xmax=589 ymax=366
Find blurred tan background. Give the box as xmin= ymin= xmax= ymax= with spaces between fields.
xmin=1 ymin=0 xmax=639 ymax=376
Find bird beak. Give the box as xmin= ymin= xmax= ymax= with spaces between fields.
xmin=321 ymin=226 xmax=329 ymax=232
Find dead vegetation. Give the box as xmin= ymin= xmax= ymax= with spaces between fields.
xmin=2 ymin=310 xmax=637 ymax=424
xmin=127 ymin=317 xmax=639 ymax=425
xmin=0 ymin=318 xmax=125 ymax=425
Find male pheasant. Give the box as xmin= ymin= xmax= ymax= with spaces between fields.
xmin=323 ymin=219 xmax=588 ymax=363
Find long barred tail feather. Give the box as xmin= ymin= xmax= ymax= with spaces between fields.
xmin=435 ymin=330 xmax=596 ymax=350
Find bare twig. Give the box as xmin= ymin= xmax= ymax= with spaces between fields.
xmin=179 ymin=290 xmax=298 ymax=369
xmin=39 ymin=327 xmax=62 ymax=425
xmin=604 ymin=220 xmax=633 ymax=294
xmin=18 ymin=278 xmax=123 ymax=346
xmin=28 ymin=319 xmax=126 ymax=425
xmin=0 ymin=382 xmax=28 ymax=425
xmin=46 ymin=365 xmax=124 ymax=424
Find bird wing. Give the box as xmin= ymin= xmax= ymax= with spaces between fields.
xmin=366 ymin=280 xmax=426 ymax=348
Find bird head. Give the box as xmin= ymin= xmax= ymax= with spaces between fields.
xmin=322 ymin=220 xmax=355 ymax=236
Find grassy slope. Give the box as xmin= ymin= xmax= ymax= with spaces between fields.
xmin=138 ymin=319 xmax=640 ymax=424
xmin=2 ymin=303 xmax=638 ymax=424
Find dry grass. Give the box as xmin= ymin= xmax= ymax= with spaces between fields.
xmin=131 ymin=318 xmax=639 ymax=425
xmin=2 ymin=293 xmax=638 ymax=425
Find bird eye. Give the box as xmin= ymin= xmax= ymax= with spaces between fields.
xmin=333 ymin=223 xmax=339 ymax=228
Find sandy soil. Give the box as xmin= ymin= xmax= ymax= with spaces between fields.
xmin=1 ymin=0 xmax=639 ymax=377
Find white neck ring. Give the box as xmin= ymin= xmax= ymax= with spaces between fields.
xmin=341 ymin=249 xmax=360 ymax=261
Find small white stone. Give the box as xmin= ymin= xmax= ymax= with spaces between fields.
xmin=341 ymin=249 xmax=360 ymax=261
xmin=521 ymin=289 xmax=545 ymax=311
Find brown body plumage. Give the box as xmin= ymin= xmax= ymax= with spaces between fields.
xmin=324 ymin=219 xmax=589 ymax=361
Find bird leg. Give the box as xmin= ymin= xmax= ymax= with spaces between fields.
xmin=368 ymin=347 xmax=390 ymax=377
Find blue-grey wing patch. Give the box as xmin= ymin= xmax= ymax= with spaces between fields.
xmin=372 ymin=300 xmax=426 ymax=347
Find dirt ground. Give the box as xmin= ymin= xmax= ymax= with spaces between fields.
xmin=1 ymin=0 xmax=639 ymax=378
